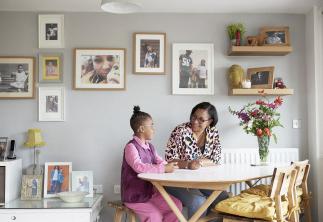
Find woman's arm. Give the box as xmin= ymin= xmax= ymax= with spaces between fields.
xmin=209 ymin=129 xmax=222 ymax=164
xmin=165 ymin=128 xmax=182 ymax=162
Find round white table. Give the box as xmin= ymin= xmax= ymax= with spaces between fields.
xmin=139 ymin=164 xmax=283 ymax=222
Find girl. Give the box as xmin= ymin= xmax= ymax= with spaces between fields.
xmin=121 ymin=106 xmax=182 ymax=222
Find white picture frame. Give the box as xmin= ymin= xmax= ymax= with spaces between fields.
xmin=38 ymin=14 xmax=64 ymax=48
xmin=133 ymin=32 xmax=166 ymax=74
xmin=172 ymin=43 xmax=214 ymax=95
xmin=38 ymin=87 xmax=65 ymax=122
xmin=44 ymin=162 xmax=72 ymax=198
xmin=71 ymin=171 xmax=93 ymax=197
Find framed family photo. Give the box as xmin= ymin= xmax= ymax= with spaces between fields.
xmin=260 ymin=26 xmax=290 ymax=46
xmin=39 ymin=53 xmax=63 ymax=83
xmin=247 ymin=66 xmax=275 ymax=89
xmin=39 ymin=14 xmax=64 ymax=48
xmin=172 ymin=43 xmax=214 ymax=95
xmin=44 ymin=162 xmax=72 ymax=198
xmin=74 ymin=48 xmax=126 ymax=90
xmin=71 ymin=171 xmax=93 ymax=197
xmin=0 ymin=57 xmax=35 ymax=99
xmin=133 ymin=32 xmax=166 ymax=74
xmin=21 ymin=175 xmax=43 ymax=200
xmin=0 ymin=137 xmax=8 ymax=161
xmin=38 ymin=87 xmax=65 ymax=121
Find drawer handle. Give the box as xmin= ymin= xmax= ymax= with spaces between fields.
xmin=11 ymin=216 xmax=16 ymax=220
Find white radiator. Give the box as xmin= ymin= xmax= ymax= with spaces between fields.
xmin=221 ymin=148 xmax=299 ymax=195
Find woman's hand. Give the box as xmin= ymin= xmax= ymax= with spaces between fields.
xmin=199 ymin=158 xmax=215 ymax=167
xmin=165 ymin=162 xmax=177 ymax=173
xmin=188 ymin=160 xmax=201 ymax=170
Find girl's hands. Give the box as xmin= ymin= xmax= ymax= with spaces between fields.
xmin=165 ymin=162 xmax=177 ymax=173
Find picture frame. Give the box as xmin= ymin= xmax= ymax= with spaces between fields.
xmin=260 ymin=26 xmax=290 ymax=46
xmin=0 ymin=57 xmax=35 ymax=99
xmin=74 ymin=48 xmax=126 ymax=90
xmin=39 ymin=53 xmax=63 ymax=83
xmin=21 ymin=175 xmax=43 ymax=200
xmin=247 ymin=66 xmax=275 ymax=89
xmin=44 ymin=162 xmax=72 ymax=198
xmin=38 ymin=87 xmax=65 ymax=122
xmin=0 ymin=137 xmax=8 ymax=161
xmin=71 ymin=171 xmax=93 ymax=197
xmin=172 ymin=43 xmax=214 ymax=95
xmin=133 ymin=32 xmax=166 ymax=74
xmin=38 ymin=14 xmax=64 ymax=48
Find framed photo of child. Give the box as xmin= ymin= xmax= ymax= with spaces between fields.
xmin=38 ymin=14 xmax=64 ymax=48
xmin=74 ymin=48 xmax=126 ymax=90
xmin=21 ymin=175 xmax=43 ymax=200
xmin=71 ymin=171 xmax=93 ymax=197
xmin=0 ymin=57 xmax=35 ymax=99
xmin=39 ymin=53 xmax=63 ymax=83
xmin=247 ymin=66 xmax=275 ymax=89
xmin=172 ymin=43 xmax=214 ymax=95
xmin=133 ymin=33 xmax=166 ymax=75
xmin=44 ymin=162 xmax=72 ymax=198
xmin=38 ymin=87 xmax=65 ymax=122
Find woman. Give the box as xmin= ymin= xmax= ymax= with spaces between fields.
xmin=165 ymin=102 xmax=228 ymax=218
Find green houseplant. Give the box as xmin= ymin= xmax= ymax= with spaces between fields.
xmin=227 ymin=23 xmax=246 ymax=45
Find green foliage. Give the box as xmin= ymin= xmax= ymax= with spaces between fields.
xmin=227 ymin=23 xmax=246 ymax=40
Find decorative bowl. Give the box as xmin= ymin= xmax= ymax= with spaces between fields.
xmin=57 ymin=191 xmax=88 ymax=203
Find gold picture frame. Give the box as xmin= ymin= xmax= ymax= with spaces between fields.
xmin=39 ymin=53 xmax=63 ymax=83
xmin=247 ymin=66 xmax=275 ymax=89
xmin=21 ymin=175 xmax=43 ymax=200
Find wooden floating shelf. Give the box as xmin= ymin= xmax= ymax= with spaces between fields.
xmin=229 ymin=88 xmax=294 ymax=96
xmin=228 ymin=45 xmax=293 ymax=56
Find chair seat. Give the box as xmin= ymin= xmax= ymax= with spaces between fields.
xmin=214 ymin=193 xmax=289 ymax=221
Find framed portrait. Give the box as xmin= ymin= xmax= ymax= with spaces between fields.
xmin=71 ymin=171 xmax=93 ymax=197
xmin=21 ymin=175 xmax=43 ymax=200
xmin=133 ymin=32 xmax=166 ymax=74
xmin=172 ymin=43 xmax=214 ymax=95
xmin=0 ymin=137 xmax=8 ymax=161
xmin=0 ymin=57 xmax=35 ymax=99
xmin=247 ymin=66 xmax=275 ymax=89
xmin=260 ymin=26 xmax=290 ymax=46
xmin=44 ymin=162 xmax=72 ymax=198
xmin=39 ymin=53 xmax=63 ymax=83
xmin=38 ymin=87 xmax=65 ymax=122
xmin=38 ymin=14 xmax=64 ymax=48
xmin=74 ymin=48 xmax=126 ymax=90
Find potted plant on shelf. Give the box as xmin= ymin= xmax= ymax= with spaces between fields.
xmin=229 ymin=96 xmax=283 ymax=164
xmin=227 ymin=23 xmax=246 ymax=46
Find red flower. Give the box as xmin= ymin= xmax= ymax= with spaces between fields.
xmin=256 ymin=100 xmax=265 ymax=105
xmin=251 ymin=110 xmax=259 ymax=117
xmin=264 ymin=128 xmax=271 ymax=136
xmin=274 ymin=96 xmax=283 ymax=106
xmin=256 ymin=128 xmax=263 ymax=137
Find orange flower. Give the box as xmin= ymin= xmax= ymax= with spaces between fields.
xmin=256 ymin=128 xmax=263 ymax=137
xmin=264 ymin=128 xmax=271 ymax=136
xmin=274 ymin=96 xmax=283 ymax=106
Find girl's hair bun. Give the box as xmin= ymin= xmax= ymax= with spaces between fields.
xmin=133 ymin=106 xmax=141 ymax=114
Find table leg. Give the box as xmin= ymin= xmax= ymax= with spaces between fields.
xmin=152 ymin=182 xmax=188 ymax=222
xmin=189 ymin=190 xmax=222 ymax=222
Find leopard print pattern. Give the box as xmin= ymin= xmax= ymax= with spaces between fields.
xmin=165 ymin=122 xmax=221 ymax=163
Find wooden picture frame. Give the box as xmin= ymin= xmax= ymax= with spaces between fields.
xmin=133 ymin=32 xmax=166 ymax=74
xmin=21 ymin=175 xmax=43 ymax=200
xmin=38 ymin=14 xmax=64 ymax=48
xmin=74 ymin=48 xmax=126 ymax=90
xmin=247 ymin=66 xmax=275 ymax=89
xmin=0 ymin=57 xmax=35 ymax=99
xmin=38 ymin=87 xmax=65 ymax=122
xmin=172 ymin=43 xmax=214 ymax=95
xmin=39 ymin=53 xmax=63 ymax=83
xmin=44 ymin=162 xmax=72 ymax=198
xmin=260 ymin=26 xmax=290 ymax=46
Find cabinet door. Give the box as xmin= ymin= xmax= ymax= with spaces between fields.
xmin=0 ymin=211 xmax=91 ymax=222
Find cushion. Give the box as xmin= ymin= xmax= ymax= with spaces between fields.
xmin=214 ymin=193 xmax=289 ymax=221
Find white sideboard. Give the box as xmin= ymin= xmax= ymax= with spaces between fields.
xmin=0 ymin=194 xmax=103 ymax=222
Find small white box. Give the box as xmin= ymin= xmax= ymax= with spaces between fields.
xmin=0 ymin=159 xmax=22 ymax=205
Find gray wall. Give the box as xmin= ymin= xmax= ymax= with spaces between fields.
xmin=0 ymin=12 xmax=307 ymax=220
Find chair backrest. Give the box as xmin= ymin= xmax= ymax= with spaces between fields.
xmin=269 ymin=166 xmax=297 ymax=199
xmin=291 ymin=160 xmax=310 ymax=187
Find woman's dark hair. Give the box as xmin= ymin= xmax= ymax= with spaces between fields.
xmin=190 ymin=102 xmax=218 ymax=127
xmin=130 ymin=106 xmax=151 ymax=132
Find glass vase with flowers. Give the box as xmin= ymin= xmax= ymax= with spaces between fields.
xmin=229 ymin=96 xmax=283 ymax=164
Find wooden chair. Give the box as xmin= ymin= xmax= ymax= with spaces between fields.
xmin=214 ymin=166 xmax=298 ymax=222
xmin=107 ymin=200 xmax=136 ymax=222
xmin=291 ymin=160 xmax=311 ymax=222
